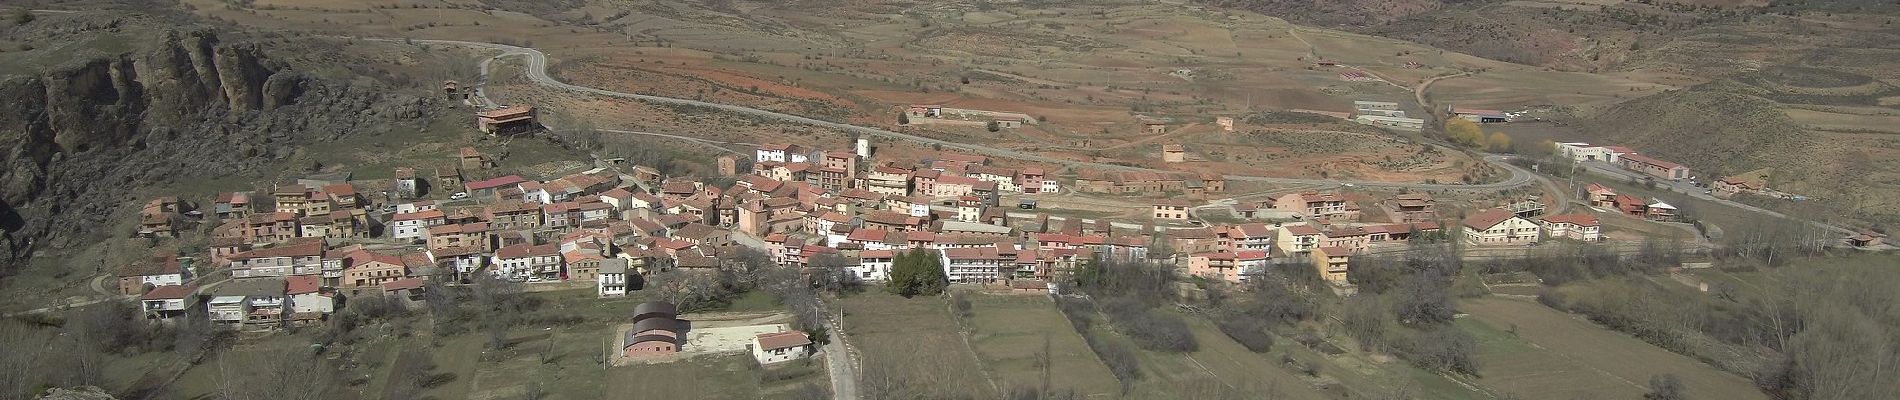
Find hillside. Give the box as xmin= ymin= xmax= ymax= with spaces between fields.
xmin=1582 ymin=67 xmax=1900 ymax=226
xmin=1584 ymin=80 xmax=1818 ymax=181
xmin=0 ymin=12 xmax=441 ymax=273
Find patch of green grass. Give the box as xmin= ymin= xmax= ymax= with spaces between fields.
xmin=607 ymin=353 xmax=820 ymax=399
xmin=718 ymin=290 xmax=784 ymax=313
xmin=962 ymin=294 xmax=1121 ymax=397
xmin=526 ymin=287 xmax=656 ymax=323
xmin=1454 ymin=316 xmax=1537 ymax=355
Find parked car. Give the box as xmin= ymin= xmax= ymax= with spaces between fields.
xmin=1018 ymin=199 xmax=1038 ymax=210
xmin=450 ymin=192 xmax=469 ymax=200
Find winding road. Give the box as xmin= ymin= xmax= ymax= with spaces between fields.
xmin=394 ymin=38 xmax=1536 ymax=191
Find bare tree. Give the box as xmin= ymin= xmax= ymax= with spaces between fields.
xmin=217 ymin=344 xmax=343 ymax=400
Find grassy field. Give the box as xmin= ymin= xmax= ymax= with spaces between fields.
xmin=1115 ymin=315 xmax=1339 ymax=400
xmin=1270 ymin=329 xmax=1490 ymax=400
xmin=608 ymin=353 xmax=825 ymax=400
xmin=1459 ymin=297 xmax=1768 ymax=400
xmin=839 ymin=289 xmax=1503 ymax=399
xmin=959 ymin=294 xmax=1122 ymax=397
xmin=838 ymin=292 xmax=997 ymax=399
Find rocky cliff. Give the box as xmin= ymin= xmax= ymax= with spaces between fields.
xmin=0 ymin=28 xmax=435 ymax=270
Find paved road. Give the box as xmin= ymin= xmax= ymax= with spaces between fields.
xmin=389 ymin=38 xmax=1535 ymax=191
xmin=820 ymin=325 xmax=860 ymax=400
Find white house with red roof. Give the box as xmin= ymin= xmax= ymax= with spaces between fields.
xmin=389 ymin=209 xmax=447 ymax=240
xmin=228 ymin=240 xmax=325 ymax=278
xmin=427 ymin=245 xmax=486 ymax=279
xmin=465 ymin=175 xmax=528 ymax=198
xmin=1462 ymin=209 xmax=1540 ymax=246
xmin=285 ymin=275 xmax=333 ymax=317
xmin=941 ymin=246 xmax=1010 ymax=283
xmin=1619 ymin=153 xmax=1691 ymax=181
xmin=1276 ymin=223 xmax=1323 ymax=254
xmin=1553 ymin=142 xmax=1634 ymax=163
xmin=756 ymin=143 xmax=810 ymax=163
xmin=853 ymin=249 xmax=896 ymax=281
xmin=140 ymin=285 xmax=196 ymax=320
xmin=494 ymin=243 xmax=564 ymax=282
xmin=752 ymin=330 xmax=814 ymax=365
xmin=1540 ymin=213 xmax=1602 ymax=242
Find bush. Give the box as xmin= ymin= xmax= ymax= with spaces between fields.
xmin=1215 ymin=319 xmax=1274 ymax=353
xmin=1082 ymin=332 xmax=1141 ymax=390
xmin=1053 ymin=296 xmax=1139 ymax=391
xmin=1100 ymin=298 xmax=1197 ymax=353
xmin=1239 ymin=273 xmax=1316 ymax=325
xmin=1399 ymin=327 xmax=1479 ymax=376
xmin=1054 ymin=296 xmax=1096 ymax=332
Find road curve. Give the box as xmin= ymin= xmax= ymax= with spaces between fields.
xmin=391 ymin=38 xmax=1533 ymax=191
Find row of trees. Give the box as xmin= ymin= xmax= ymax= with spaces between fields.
xmin=1443 ymin=118 xmax=1512 ymax=152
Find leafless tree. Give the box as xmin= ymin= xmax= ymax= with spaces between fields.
xmin=216 ymin=344 xmax=343 ymax=400
xmin=1 ymin=321 xmax=66 ymax=400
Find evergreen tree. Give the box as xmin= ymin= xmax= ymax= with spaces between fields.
xmin=886 ymin=251 xmax=917 ymax=297
xmin=914 ymin=248 xmax=948 ymax=294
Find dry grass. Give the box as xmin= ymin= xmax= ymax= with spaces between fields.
xmin=175 ymin=0 xmax=1680 ymax=187
xmin=1459 ymin=297 xmax=1768 ymax=400
xmin=840 ymin=292 xmax=998 ymax=399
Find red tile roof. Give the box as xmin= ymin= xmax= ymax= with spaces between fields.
xmin=393 ymin=209 xmax=446 ymax=222
xmin=755 ymin=331 xmax=812 ymax=350
xmin=382 ymin=278 xmax=426 ymax=292
xmin=232 ymin=242 xmax=324 ymax=260
xmin=1621 ymin=153 xmax=1684 ymax=170
xmin=1462 ymin=209 xmax=1518 ymax=230
xmin=431 ymin=245 xmax=483 ymax=258
xmin=1542 ymin=213 xmax=1600 ymax=227
xmin=286 ymin=275 xmax=322 ymax=295
xmin=496 ymin=244 xmax=559 ymax=259
xmin=466 ymin=175 xmax=528 ymax=191
xmin=1283 ymin=224 xmax=1322 ymax=236
xmin=1233 ymin=223 xmax=1275 ymax=237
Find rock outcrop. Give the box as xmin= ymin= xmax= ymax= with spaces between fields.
xmin=0 ymin=28 xmax=435 ymax=270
